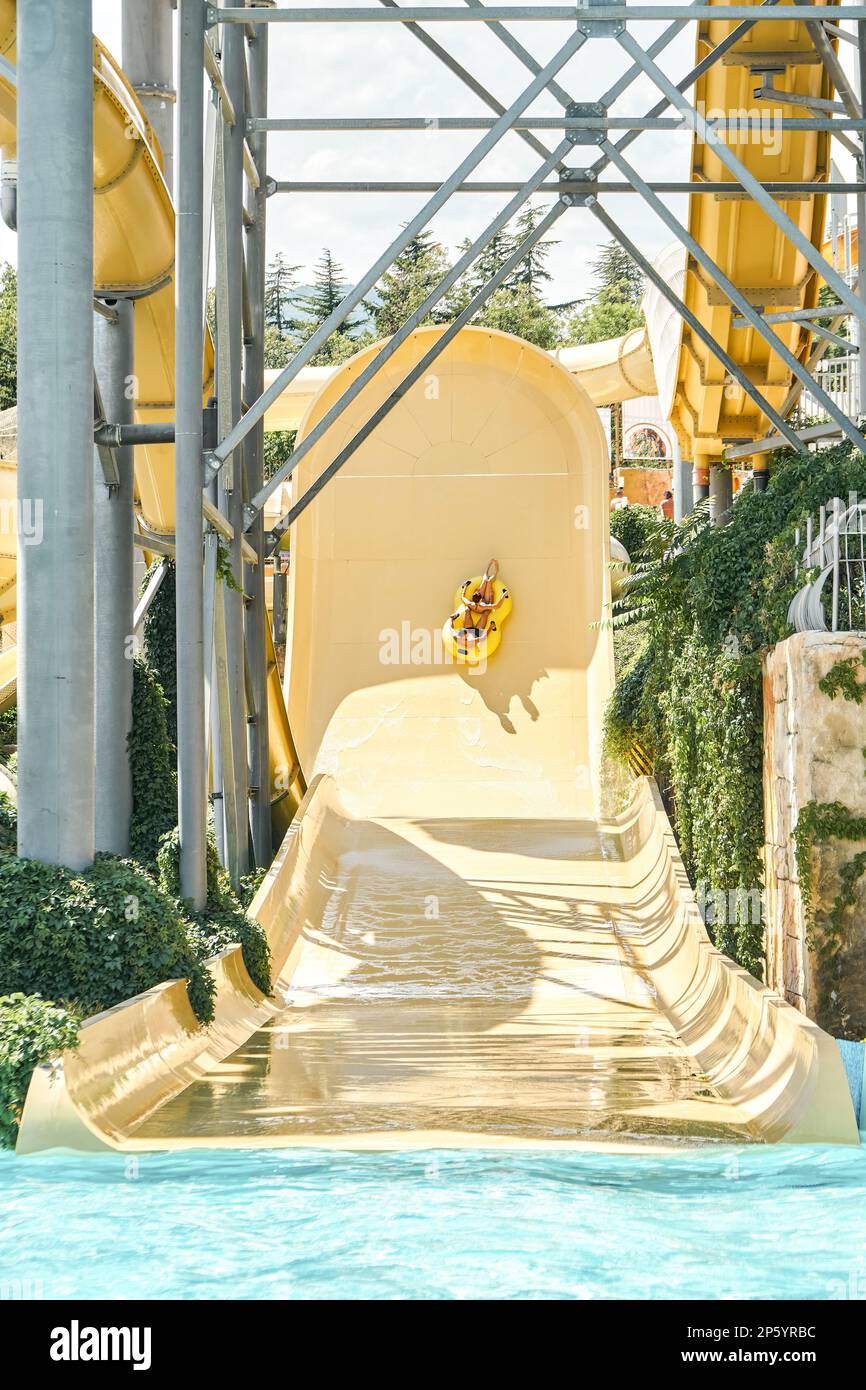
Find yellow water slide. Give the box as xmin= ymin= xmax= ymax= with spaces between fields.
xmin=4 ymin=5 xmax=860 ymax=1151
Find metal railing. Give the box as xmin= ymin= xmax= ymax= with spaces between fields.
xmin=788 ymin=496 xmax=866 ymax=633
xmin=798 ymin=353 xmax=861 ymax=423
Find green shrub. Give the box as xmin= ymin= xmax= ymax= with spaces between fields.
xmin=0 ymin=705 xmax=16 ymax=750
xmin=0 ymin=789 xmax=15 ymax=854
xmin=0 ymin=993 xmax=79 ymax=1149
xmin=610 ymin=502 xmax=659 ymax=563
xmin=0 ymin=848 xmax=215 ymax=1023
xmin=156 ymin=829 xmax=271 ymax=996
xmin=605 ymin=443 xmax=866 ymax=978
xmin=141 ymin=560 xmax=177 ymax=749
xmin=129 ymin=656 xmax=177 ymax=867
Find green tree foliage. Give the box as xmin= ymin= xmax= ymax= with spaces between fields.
xmin=373 ymin=229 xmax=450 ymax=336
xmin=263 ymin=429 xmax=296 ymax=482
xmin=441 ymin=206 xmax=560 ymax=348
xmin=0 ymin=263 xmax=17 ymax=410
xmin=264 ymin=252 xmax=302 ymax=337
xmin=604 ymin=443 xmax=866 ymax=978
xmin=562 ymin=240 xmax=644 ymax=346
xmin=0 ymin=993 xmax=79 ymax=1148
xmin=295 ymin=249 xmax=370 ymax=364
xmin=474 ymin=285 xmax=560 ymax=350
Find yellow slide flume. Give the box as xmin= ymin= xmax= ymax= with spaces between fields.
xmin=0 ymin=6 xmax=856 ymax=1150
xmin=18 ymin=329 xmax=857 ymax=1152
xmin=0 ymin=2 xmax=302 ymax=827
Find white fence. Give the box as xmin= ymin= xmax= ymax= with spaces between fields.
xmin=788 ymin=496 xmax=866 ymax=634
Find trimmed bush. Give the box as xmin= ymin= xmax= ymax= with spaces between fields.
xmin=0 ymin=993 xmax=80 ymax=1149
xmin=156 ymin=829 xmax=271 ymax=996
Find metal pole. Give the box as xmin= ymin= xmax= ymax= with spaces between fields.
xmin=218 ymin=0 xmax=250 ymax=881
xmin=17 ymin=0 xmax=95 ymax=869
xmin=93 ymin=298 xmax=135 ymax=855
xmin=858 ymin=20 xmax=866 ymax=416
xmin=212 ymin=25 xmax=589 ymax=468
xmin=243 ymin=11 xmax=271 ymax=867
xmin=122 ymin=0 xmax=176 ymax=194
xmin=175 ymin=0 xmax=208 ymax=910
xmin=709 ymin=464 xmax=733 ymax=527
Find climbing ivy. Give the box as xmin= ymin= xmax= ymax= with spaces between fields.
xmin=818 ymin=654 xmax=866 ymax=705
xmin=128 ymin=656 xmax=177 ymax=868
xmin=141 ymin=559 xmax=178 ymax=751
xmin=605 ymin=443 xmax=866 ymax=979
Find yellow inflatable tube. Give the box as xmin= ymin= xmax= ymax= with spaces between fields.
xmin=443 ymin=574 xmax=512 ymax=665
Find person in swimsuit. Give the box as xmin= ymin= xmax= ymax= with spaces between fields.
xmin=458 ymin=559 xmax=507 ymax=652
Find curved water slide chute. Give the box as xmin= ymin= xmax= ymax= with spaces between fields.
xmin=4 ymin=5 xmax=859 ymax=1150
xmin=0 ymin=1 xmax=303 ymax=829
xmin=669 ymin=0 xmax=842 ymax=470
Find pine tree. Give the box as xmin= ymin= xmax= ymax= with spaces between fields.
xmin=264 ymin=252 xmax=301 ymax=337
xmin=295 ymin=250 xmax=370 ymax=365
xmin=373 ymin=229 xmax=450 ymax=336
xmin=509 ymin=206 xmax=558 ymax=294
xmin=589 ymin=240 xmax=644 ymax=304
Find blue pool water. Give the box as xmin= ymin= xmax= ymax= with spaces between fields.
xmin=2 ymin=1143 xmax=866 ymax=1300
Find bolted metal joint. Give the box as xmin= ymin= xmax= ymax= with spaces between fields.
xmin=565 ymin=101 xmax=606 ymax=145
xmin=202 ymin=451 xmax=221 ymax=486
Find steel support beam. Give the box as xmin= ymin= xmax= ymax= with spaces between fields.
xmin=272 ymin=180 xmax=864 ymax=195
xmin=858 ymin=19 xmax=866 ymax=414
xmin=255 ymin=115 xmax=865 ymax=133
xmin=212 ymin=7 xmax=866 ymax=23
xmin=250 ymin=141 xmax=570 ymax=520
xmin=175 ymin=0 xmax=208 ymax=910
xmin=93 ymin=299 xmax=135 ymax=855
xmin=211 ymin=25 xmax=589 ymax=470
xmin=17 ymin=0 xmax=95 ymax=868
xmin=271 ymin=202 xmax=567 ymax=543
xmin=243 ymin=14 xmax=272 ymax=867
xmin=215 ymin=0 xmax=250 ymax=883
xmin=122 ymin=0 xmax=176 ymax=194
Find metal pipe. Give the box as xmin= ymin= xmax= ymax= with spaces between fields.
xmin=217 ymin=0 xmax=250 ymax=882
xmin=212 ymin=26 xmax=589 ymax=468
xmin=243 ymin=12 xmax=271 ymax=867
xmin=272 ymin=201 xmax=568 ymax=541
xmin=122 ymin=0 xmax=176 ymax=194
xmin=271 ymin=180 xmax=866 ymax=194
xmin=599 ymin=140 xmax=866 ymax=453
xmin=93 ymin=299 xmax=135 ymax=855
xmin=250 ymin=140 xmax=570 ymax=518
xmin=175 ymin=0 xmax=208 ymax=910
xmin=1 ymin=156 xmax=16 ymax=231
xmin=254 ymin=115 xmax=866 ymax=132
xmin=215 ymin=6 xmax=866 ymax=22
xmin=17 ymin=0 xmax=95 ymax=869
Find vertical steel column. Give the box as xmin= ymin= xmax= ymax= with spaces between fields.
xmin=709 ymin=464 xmax=733 ymax=527
xmin=218 ymin=0 xmax=250 ymax=881
xmin=243 ymin=13 xmax=271 ymax=866
xmin=175 ymin=0 xmax=208 ymax=909
xmin=122 ymin=0 xmax=176 ymax=194
xmin=17 ymin=0 xmax=95 ymax=868
xmin=94 ymin=298 xmax=134 ymax=854
xmin=858 ymin=21 xmax=866 ymax=416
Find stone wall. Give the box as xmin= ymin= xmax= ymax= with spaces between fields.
xmin=764 ymin=632 xmax=866 ymax=1037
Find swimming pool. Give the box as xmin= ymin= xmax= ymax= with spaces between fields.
xmin=2 ymin=1143 xmax=865 ymax=1300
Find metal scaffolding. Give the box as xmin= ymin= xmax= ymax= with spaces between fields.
xmin=15 ymin=0 xmax=866 ymax=889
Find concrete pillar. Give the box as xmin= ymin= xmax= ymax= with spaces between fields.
xmin=17 ymin=0 xmax=95 ymax=868
xmin=94 ymin=299 xmax=135 ymax=854
xmin=243 ymin=16 xmax=272 ymax=867
xmin=122 ymin=0 xmax=175 ymax=195
xmin=692 ymin=457 xmax=710 ymax=506
xmin=175 ymin=0 xmax=208 ymax=909
xmin=673 ymin=445 xmax=691 ymax=523
xmin=709 ymin=464 xmax=733 ymax=526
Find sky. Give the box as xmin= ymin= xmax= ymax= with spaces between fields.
xmin=0 ymin=2 xmax=860 ymax=306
